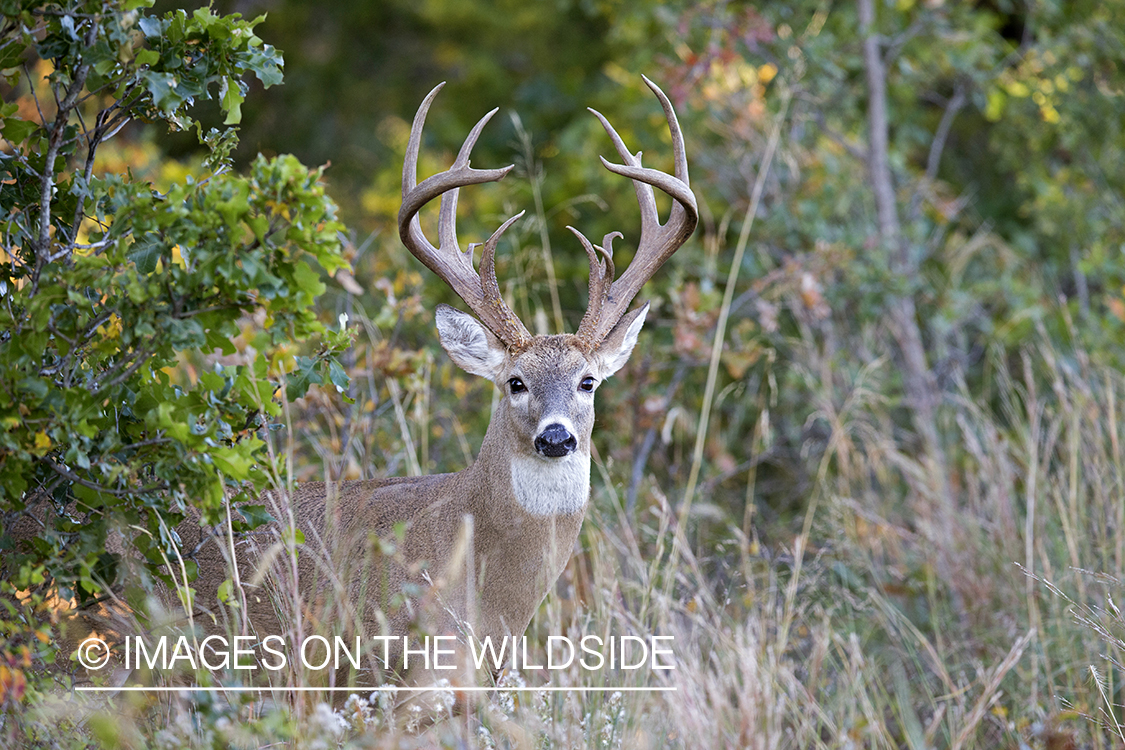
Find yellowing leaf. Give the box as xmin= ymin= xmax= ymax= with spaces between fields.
xmin=97 ymin=314 xmax=122 ymax=339
xmin=1108 ymin=296 xmax=1125 ymax=322
xmin=1005 ymin=80 xmax=1030 ymax=98
xmin=985 ymin=89 xmax=1006 ymax=121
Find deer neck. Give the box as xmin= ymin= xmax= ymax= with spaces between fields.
xmin=461 ymin=414 xmax=589 ymax=638
xmin=471 ymin=412 xmax=590 ymax=518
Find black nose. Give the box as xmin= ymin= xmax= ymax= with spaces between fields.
xmin=534 ymin=423 xmax=577 ymax=457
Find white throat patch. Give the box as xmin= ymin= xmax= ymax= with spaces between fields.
xmin=510 ymin=453 xmax=590 ymax=516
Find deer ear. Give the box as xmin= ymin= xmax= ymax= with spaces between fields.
xmin=436 ymin=304 xmax=507 ymax=381
xmin=596 ymin=302 xmax=648 ymax=379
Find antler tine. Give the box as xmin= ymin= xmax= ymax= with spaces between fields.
xmin=478 ymin=211 xmax=532 ymax=345
xmin=642 ymin=74 xmax=690 ymax=185
xmin=567 ymin=227 xmax=619 ymax=344
xmin=399 ymin=83 xmax=532 ymax=348
xmin=586 ymin=108 xmax=660 ymax=232
xmin=575 ymin=77 xmax=699 ymax=346
xmin=436 ymin=101 xmax=502 ymax=253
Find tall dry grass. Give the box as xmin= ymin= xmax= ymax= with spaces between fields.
xmin=12 ymin=277 xmax=1125 ymax=750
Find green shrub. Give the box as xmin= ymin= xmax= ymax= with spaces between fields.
xmin=0 ymin=0 xmax=349 ymax=693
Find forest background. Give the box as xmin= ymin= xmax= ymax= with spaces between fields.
xmin=3 ymin=0 xmax=1125 ymax=747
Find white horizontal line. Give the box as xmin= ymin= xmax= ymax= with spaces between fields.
xmin=74 ymin=685 xmax=675 ymax=693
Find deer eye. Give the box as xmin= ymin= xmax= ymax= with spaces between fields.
xmin=579 ymin=376 xmax=596 ymax=392
xmin=508 ymin=377 xmax=526 ymax=394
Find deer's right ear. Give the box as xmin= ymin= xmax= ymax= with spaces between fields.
xmin=436 ymin=304 xmax=507 ymax=381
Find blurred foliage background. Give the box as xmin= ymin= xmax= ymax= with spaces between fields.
xmin=162 ymin=0 xmax=1125 ymax=530
xmin=5 ymin=0 xmax=1125 ymax=746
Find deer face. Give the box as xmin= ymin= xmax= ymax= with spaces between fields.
xmin=435 ymin=303 xmax=648 ymax=460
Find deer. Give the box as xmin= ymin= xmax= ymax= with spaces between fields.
xmin=138 ymin=76 xmax=697 ymax=695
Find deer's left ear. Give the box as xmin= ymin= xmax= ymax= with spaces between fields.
xmin=595 ymin=302 xmax=648 ymax=379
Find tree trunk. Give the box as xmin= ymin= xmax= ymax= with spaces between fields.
xmin=858 ymin=0 xmax=961 ymax=619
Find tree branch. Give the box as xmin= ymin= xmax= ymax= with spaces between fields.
xmin=909 ymin=82 xmax=967 ymax=221
xmin=859 ymin=0 xmax=906 ymax=274
xmin=39 ymin=457 xmax=168 ymax=498
xmin=858 ymin=0 xmax=964 ymax=630
xmin=34 ymin=15 xmax=99 ymax=277
xmin=925 ymin=84 xmax=966 ymax=182
xmin=91 ymin=345 xmax=152 ymax=394
xmin=883 ymin=16 xmax=927 ymax=65
xmin=811 ymin=110 xmax=867 ymax=162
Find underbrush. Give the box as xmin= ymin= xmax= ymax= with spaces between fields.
xmin=7 ymin=300 xmax=1125 ymax=750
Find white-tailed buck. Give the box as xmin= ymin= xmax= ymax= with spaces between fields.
xmin=180 ymin=76 xmax=697 ymax=688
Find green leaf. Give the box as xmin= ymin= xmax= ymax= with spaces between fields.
xmin=216 ymin=577 xmax=236 ymax=605
xmin=137 ymin=15 xmax=163 ymax=38
xmin=211 ymin=446 xmax=254 ymax=480
xmin=285 ymin=355 xmax=323 ymax=401
xmin=73 ymin=483 xmax=113 ymax=510
xmin=134 ymin=48 xmax=159 ymax=67
xmin=248 ymin=44 xmax=284 ymax=87
xmin=2 ymin=117 xmax=37 ymax=144
xmin=220 ymin=77 xmax=245 ymax=125
xmin=128 ymin=234 xmax=161 ymax=274
xmin=236 ymin=504 xmax=275 ymax=530
xmin=143 ymin=70 xmax=184 ymax=113
xmin=0 ymin=38 xmax=25 ymax=69
xmin=292 ymin=259 xmax=326 ymax=300
xmin=328 ymin=360 xmax=352 ymax=404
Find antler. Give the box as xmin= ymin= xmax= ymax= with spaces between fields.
xmin=399 ymin=82 xmax=532 ymax=349
xmin=568 ymin=75 xmax=698 ymax=347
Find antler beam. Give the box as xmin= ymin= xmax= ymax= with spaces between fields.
xmin=398 ymin=82 xmax=532 ymax=349
xmin=570 ymin=75 xmax=699 ymax=347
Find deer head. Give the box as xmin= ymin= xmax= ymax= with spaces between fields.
xmin=398 ymin=77 xmax=697 ymax=517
